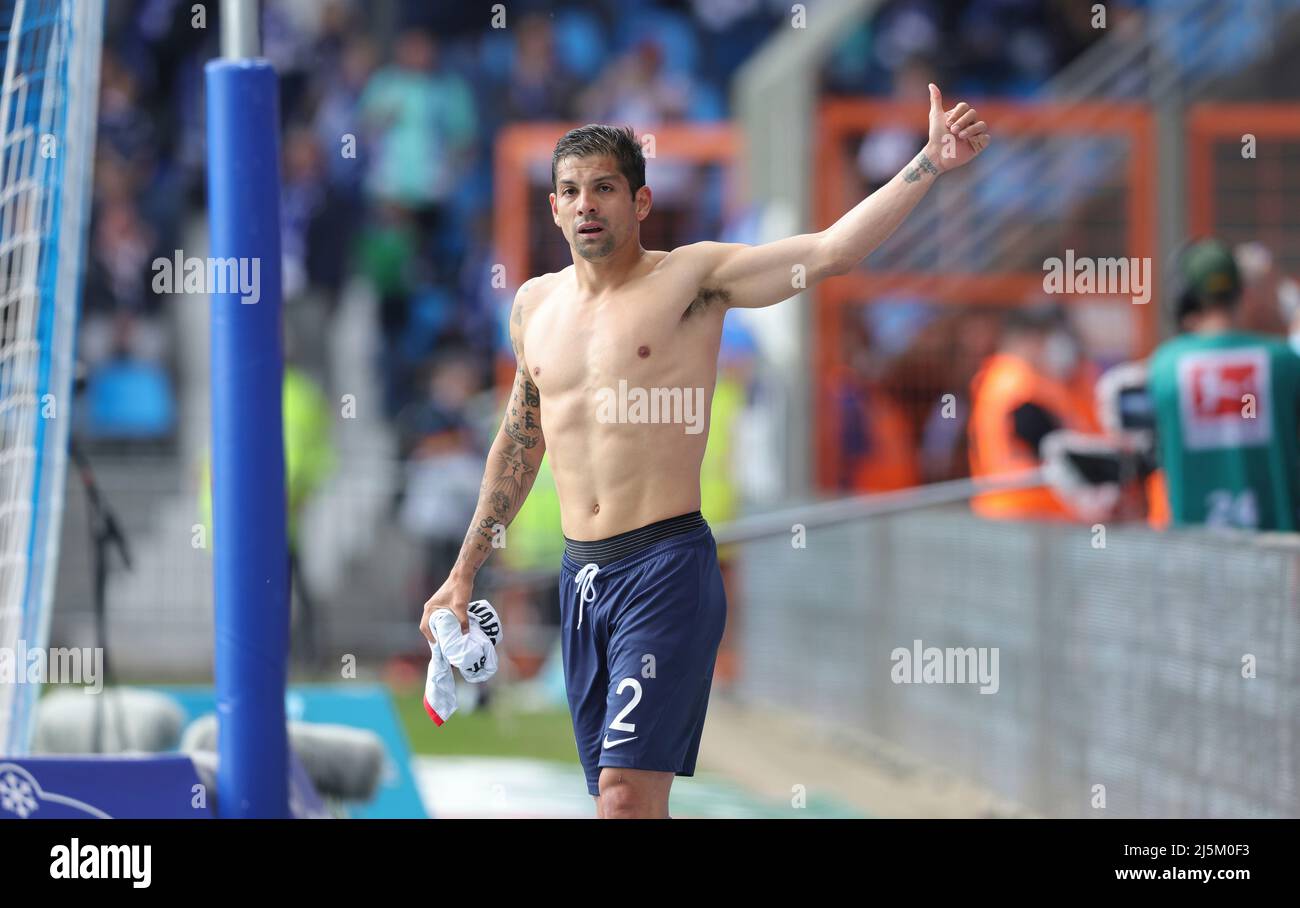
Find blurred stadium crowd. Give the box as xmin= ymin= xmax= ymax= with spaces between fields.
xmin=69 ymin=0 xmax=1300 ymax=677
xmin=81 ymin=0 xmax=1134 ymax=476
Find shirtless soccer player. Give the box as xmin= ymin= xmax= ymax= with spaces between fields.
xmin=420 ymin=84 xmax=990 ymax=819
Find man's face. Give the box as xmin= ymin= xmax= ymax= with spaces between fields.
xmin=550 ymin=155 xmax=648 ymax=262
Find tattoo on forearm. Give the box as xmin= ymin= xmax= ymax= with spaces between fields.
xmin=465 ymin=515 xmax=501 ymax=557
xmin=489 ymin=445 xmax=535 ymax=511
xmin=903 ymin=153 xmax=939 ymax=183
xmin=505 ymin=423 xmax=539 ymax=449
xmin=462 ymin=444 xmax=535 ymax=559
xmin=456 ymin=365 xmax=543 ymax=571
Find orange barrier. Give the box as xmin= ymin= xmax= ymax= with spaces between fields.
xmin=813 ymin=99 xmax=1159 ymax=491
xmin=1187 ymin=103 xmax=1300 ymax=267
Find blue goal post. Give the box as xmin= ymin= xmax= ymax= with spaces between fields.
xmin=204 ymin=0 xmax=289 ymax=819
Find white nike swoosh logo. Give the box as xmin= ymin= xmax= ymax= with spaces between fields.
xmin=602 ymin=735 xmax=638 ymax=750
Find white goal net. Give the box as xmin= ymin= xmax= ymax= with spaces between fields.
xmin=0 ymin=0 xmax=101 ymax=754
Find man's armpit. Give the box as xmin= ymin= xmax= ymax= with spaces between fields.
xmin=681 ymin=285 xmax=731 ymax=322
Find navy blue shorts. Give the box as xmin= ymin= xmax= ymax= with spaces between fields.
xmin=558 ymin=518 xmax=727 ymax=796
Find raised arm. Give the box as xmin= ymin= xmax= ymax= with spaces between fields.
xmin=419 ymin=285 xmax=546 ymax=639
xmin=685 ymin=84 xmax=989 ymax=310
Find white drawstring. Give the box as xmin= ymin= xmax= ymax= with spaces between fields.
xmin=574 ymin=563 xmax=599 ymax=629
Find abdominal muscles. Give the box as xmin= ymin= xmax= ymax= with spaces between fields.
xmin=545 ymin=391 xmax=713 ymax=541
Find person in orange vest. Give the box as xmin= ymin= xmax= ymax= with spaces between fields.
xmin=832 ymin=307 xmax=920 ymax=492
xmin=969 ymin=304 xmax=1101 ymax=520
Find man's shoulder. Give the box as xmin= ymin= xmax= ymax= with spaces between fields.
xmin=1156 ymin=330 xmax=1288 ymax=354
xmin=655 ymin=243 xmax=743 ymax=305
xmin=510 ymin=272 xmax=566 ymax=348
xmin=1149 ymin=334 xmax=1189 ymax=361
xmin=659 ymin=241 xmax=738 ymax=268
xmin=516 ymin=270 xmax=569 ymax=307
xmin=1151 ymin=331 xmax=1227 ymax=356
xmin=521 ymin=269 xmax=568 ymax=292
xmin=1150 ymin=331 xmax=1300 ymax=379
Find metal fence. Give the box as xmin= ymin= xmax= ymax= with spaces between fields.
xmin=50 ymin=448 xmax=427 ymax=678
xmin=50 ymin=448 xmax=1300 ymax=817
xmin=734 ymin=506 xmax=1300 ymax=818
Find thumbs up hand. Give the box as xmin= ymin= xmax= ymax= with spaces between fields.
xmin=925 ymin=83 xmax=990 ymax=173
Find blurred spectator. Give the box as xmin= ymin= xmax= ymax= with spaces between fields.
xmin=704 ymin=319 xmax=752 ymax=687
xmin=831 ymin=308 xmax=920 ymax=492
xmin=958 ymin=0 xmax=1057 ymax=96
xmin=96 ymin=52 xmax=157 ymax=178
xmin=356 ymin=201 xmax=420 ymax=416
xmin=281 ymin=124 xmax=361 ymax=385
xmin=884 ymin=308 xmax=1003 ymax=483
xmin=1147 ymin=239 xmax=1300 ymax=530
xmin=689 ymin=0 xmax=782 ymax=89
xmin=312 ymin=32 xmax=379 ymax=194
xmin=968 ymin=304 xmax=1102 ymax=519
xmin=455 ymin=212 xmax=512 ymax=362
xmin=870 ymin=0 xmax=942 ymax=82
xmin=1232 ymin=241 xmax=1300 ymax=337
xmin=1045 ymin=0 xmax=1120 ymax=77
xmin=358 ymin=27 xmax=477 ymax=280
xmin=84 ymin=193 xmax=162 ymax=321
xmin=396 ymin=349 xmax=488 ymax=594
xmin=856 ymin=55 xmax=936 ymax=192
xmin=282 ymin=126 xmax=340 ymax=301
xmin=502 ymin=14 xmax=579 ymax=122
xmin=702 ymin=325 xmax=749 ymax=525
xmin=576 ymin=39 xmax=691 ymax=126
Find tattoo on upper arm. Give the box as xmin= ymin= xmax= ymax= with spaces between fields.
xmin=505 ymin=373 xmax=542 ymax=450
xmin=506 ymin=299 xmax=540 ymax=447
xmin=502 ymin=366 xmax=542 ymax=469
xmin=683 ymin=286 xmax=730 ymax=321
xmin=903 ymin=153 xmax=939 ymax=183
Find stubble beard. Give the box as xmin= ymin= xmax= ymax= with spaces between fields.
xmin=575 ymin=229 xmax=616 ymax=262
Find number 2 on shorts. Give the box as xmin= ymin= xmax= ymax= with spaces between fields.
xmin=609 ymin=677 xmax=642 ymax=732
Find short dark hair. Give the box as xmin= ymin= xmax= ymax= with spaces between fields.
xmin=1172 ymin=238 xmax=1241 ymax=326
xmin=551 ymin=124 xmax=645 ymax=198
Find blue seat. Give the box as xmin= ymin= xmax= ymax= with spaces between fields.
xmin=85 ymin=360 xmax=176 ymax=440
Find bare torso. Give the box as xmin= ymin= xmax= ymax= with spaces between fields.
xmin=518 ymin=250 xmax=727 ymax=540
